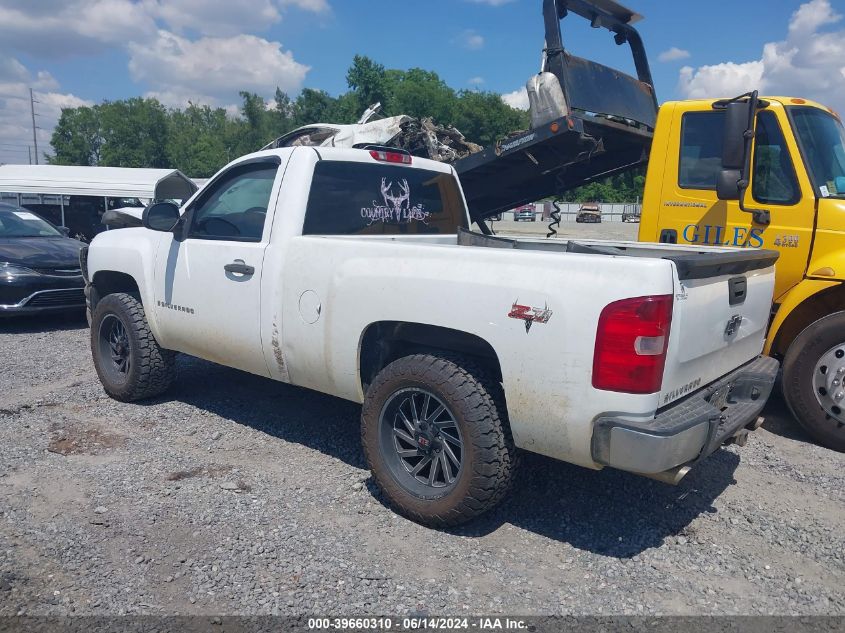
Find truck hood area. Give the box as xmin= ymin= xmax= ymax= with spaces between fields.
xmin=0 ymin=236 xmax=84 ymax=269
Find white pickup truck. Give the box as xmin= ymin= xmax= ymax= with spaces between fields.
xmin=81 ymin=146 xmax=780 ymax=526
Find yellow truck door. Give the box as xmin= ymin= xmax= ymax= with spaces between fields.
xmin=643 ymin=101 xmax=816 ymax=300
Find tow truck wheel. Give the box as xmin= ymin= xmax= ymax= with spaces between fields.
xmin=361 ymin=354 xmax=517 ymax=527
xmin=782 ymin=311 xmax=845 ymax=452
xmin=91 ymin=292 xmax=176 ymax=402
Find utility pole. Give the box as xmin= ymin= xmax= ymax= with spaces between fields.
xmin=30 ymin=88 xmax=38 ymax=165
xmin=28 ymin=146 xmax=32 ymax=165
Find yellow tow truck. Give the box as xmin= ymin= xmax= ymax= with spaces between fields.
xmin=638 ymin=92 xmax=845 ymax=451
xmin=451 ymin=1 xmax=844 ymax=451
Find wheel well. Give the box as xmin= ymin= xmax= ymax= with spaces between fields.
xmin=91 ymin=271 xmax=140 ymax=310
xmin=359 ymin=322 xmax=503 ymax=392
xmin=771 ymin=284 xmax=845 ymax=358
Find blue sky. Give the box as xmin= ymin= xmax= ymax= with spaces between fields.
xmin=0 ymin=0 xmax=843 ymax=164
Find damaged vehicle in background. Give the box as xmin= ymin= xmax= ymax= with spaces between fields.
xmin=576 ymin=203 xmax=602 ymax=223
xmin=261 ymin=103 xmax=483 ymax=164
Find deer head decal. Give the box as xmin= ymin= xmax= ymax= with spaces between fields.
xmin=380 ymin=178 xmax=411 ymax=220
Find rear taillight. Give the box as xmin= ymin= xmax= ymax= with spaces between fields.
xmin=369 ymin=149 xmax=412 ymax=164
xmin=592 ymin=295 xmax=673 ymax=394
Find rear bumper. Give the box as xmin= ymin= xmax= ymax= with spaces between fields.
xmin=591 ymin=356 xmax=779 ymax=475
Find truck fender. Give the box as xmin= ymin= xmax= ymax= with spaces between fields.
xmin=766 ymin=278 xmax=843 ymax=356
xmin=805 ymin=249 xmax=845 ymax=284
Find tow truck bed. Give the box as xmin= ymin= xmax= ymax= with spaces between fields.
xmin=454 ymin=112 xmax=652 ymax=221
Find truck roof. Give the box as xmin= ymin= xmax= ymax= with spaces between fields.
xmin=231 ymin=147 xmax=457 ymax=176
xmin=662 ymin=96 xmax=836 ymax=114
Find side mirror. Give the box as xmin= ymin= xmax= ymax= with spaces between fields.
xmin=716 ymin=169 xmax=741 ymax=201
xmin=142 ymin=201 xmax=181 ymax=232
xmin=716 ymin=101 xmax=753 ymax=201
xmin=716 ymin=91 xmax=770 ymax=225
xmin=58 ymin=226 xmax=71 ymax=236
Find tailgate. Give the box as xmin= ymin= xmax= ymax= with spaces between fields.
xmin=659 ymin=250 xmax=778 ymax=407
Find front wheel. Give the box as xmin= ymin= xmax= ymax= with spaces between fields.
xmin=91 ymin=293 xmax=176 ymax=402
xmin=361 ymin=354 xmax=517 ymax=527
xmin=782 ymin=312 xmax=845 ymax=452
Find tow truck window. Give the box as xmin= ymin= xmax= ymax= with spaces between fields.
xmin=752 ymin=111 xmax=800 ymax=205
xmin=679 ymin=112 xmax=724 ymax=190
xmin=789 ymin=106 xmax=845 ymax=199
xmin=303 ymin=161 xmax=468 ymax=236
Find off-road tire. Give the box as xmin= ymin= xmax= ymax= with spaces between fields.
xmin=362 ymin=353 xmax=517 ymax=527
xmin=782 ymin=311 xmax=845 ymax=452
xmin=91 ymin=292 xmax=176 ymax=402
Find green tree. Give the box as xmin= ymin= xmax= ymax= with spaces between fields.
xmin=49 ymin=106 xmax=102 ymax=166
xmin=270 ymin=88 xmax=296 ymax=138
xmin=388 ymin=68 xmax=456 ymax=122
xmin=559 ymin=166 xmax=645 ymax=203
xmin=293 ymin=88 xmax=337 ymax=127
xmin=98 ymin=98 xmax=169 ymax=168
xmin=454 ymin=90 xmax=528 ymax=146
xmin=166 ymin=104 xmax=229 ymax=177
xmin=49 ymin=57 xmax=534 ymax=171
xmin=346 ymin=55 xmax=389 ymax=113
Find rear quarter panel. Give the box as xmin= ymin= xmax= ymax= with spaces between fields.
xmin=271 ymin=237 xmax=675 ymax=468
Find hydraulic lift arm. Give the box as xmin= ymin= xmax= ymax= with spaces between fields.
xmin=455 ymin=0 xmax=658 ymax=224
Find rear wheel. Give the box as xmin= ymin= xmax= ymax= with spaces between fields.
xmin=91 ymin=293 xmax=176 ymax=402
xmin=361 ymin=354 xmax=517 ymax=527
xmin=782 ymin=312 xmax=845 ymax=452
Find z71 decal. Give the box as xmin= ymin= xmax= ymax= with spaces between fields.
xmin=508 ymin=301 xmax=552 ymax=333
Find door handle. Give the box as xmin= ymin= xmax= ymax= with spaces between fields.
xmin=659 ymin=229 xmax=678 ymax=244
xmin=224 ymin=261 xmax=255 ymax=275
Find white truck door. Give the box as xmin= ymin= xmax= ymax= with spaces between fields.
xmin=152 ymin=156 xmax=283 ymax=377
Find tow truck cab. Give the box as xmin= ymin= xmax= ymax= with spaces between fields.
xmin=638 ymin=95 xmax=845 ymax=451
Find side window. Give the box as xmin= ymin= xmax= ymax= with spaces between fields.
xmin=752 ymin=111 xmax=800 ymax=205
xmin=679 ymin=111 xmax=725 ymax=189
xmin=188 ymin=161 xmax=278 ymax=241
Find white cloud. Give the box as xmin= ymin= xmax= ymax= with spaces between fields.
xmin=501 ymin=87 xmax=529 ymax=110
xmin=0 ymin=0 xmax=332 ymax=52
xmin=459 ymin=29 xmax=485 ymax=51
xmin=678 ymin=0 xmax=845 ymax=112
xmin=0 ymin=0 xmax=157 ymax=57
xmin=280 ymin=0 xmax=330 ymax=12
xmin=128 ymin=31 xmax=310 ymax=107
xmin=678 ymin=61 xmax=765 ymax=99
xmin=658 ymin=47 xmax=690 ymax=63
xmin=0 ymin=1 xmax=323 ymax=163
xmin=140 ymin=0 xmax=283 ymax=37
xmin=0 ymin=56 xmax=92 ymax=164
xmin=468 ymin=76 xmax=485 ymax=86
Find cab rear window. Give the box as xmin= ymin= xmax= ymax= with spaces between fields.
xmin=303 ymin=161 xmax=468 ymax=236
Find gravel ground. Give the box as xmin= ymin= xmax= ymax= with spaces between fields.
xmin=1 ymin=233 xmax=843 ymax=616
